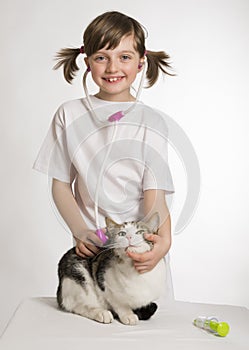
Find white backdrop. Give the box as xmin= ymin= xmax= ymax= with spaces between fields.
xmin=1 ymin=0 xmax=248 ymax=335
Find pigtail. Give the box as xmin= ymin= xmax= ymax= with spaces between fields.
xmin=53 ymin=48 xmax=81 ymax=84
xmin=146 ymin=50 xmax=174 ymax=87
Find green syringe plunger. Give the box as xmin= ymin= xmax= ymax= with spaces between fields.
xmin=194 ymin=316 xmax=230 ymax=337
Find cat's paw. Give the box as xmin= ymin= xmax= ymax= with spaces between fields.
xmin=119 ymin=313 xmax=139 ymax=325
xmin=95 ymin=310 xmax=114 ymax=324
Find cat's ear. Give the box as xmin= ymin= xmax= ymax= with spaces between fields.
xmin=105 ymin=217 xmax=120 ymax=230
xmin=145 ymin=212 xmax=160 ymax=233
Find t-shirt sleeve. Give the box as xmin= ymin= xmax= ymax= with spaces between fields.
xmin=143 ymin=118 xmax=174 ymax=194
xmin=33 ymin=105 xmax=75 ymax=183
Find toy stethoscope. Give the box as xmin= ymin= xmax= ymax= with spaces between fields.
xmin=83 ymin=57 xmax=147 ymax=243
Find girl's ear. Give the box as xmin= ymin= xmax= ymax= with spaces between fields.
xmin=138 ymin=58 xmax=145 ymax=71
xmin=84 ymin=57 xmax=89 ymax=68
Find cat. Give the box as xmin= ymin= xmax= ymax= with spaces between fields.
xmin=56 ymin=212 xmax=166 ymax=325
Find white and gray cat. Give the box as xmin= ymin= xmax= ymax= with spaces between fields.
xmin=57 ymin=212 xmax=166 ymax=325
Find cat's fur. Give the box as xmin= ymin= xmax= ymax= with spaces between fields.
xmin=57 ymin=213 xmax=166 ymax=325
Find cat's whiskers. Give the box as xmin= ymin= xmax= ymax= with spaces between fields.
xmin=102 ymin=242 xmax=120 ymax=249
xmin=103 ymin=237 xmax=146 ymax=250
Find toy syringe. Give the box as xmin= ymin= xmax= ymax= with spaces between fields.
xmin=193 ymin=316 xmax=230 ymax=337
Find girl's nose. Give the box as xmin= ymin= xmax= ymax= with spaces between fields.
xmin=106 ymin=59 xmax=118 ymax=73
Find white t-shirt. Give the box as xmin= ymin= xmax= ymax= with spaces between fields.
xmin=33 ymin=96 xmax=174 ymax=229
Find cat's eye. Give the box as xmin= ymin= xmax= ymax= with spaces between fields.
xmin=136 ymin=230 xmax=145 ymax=235
xmin=118 ymin=231 xmax=126 ymax=236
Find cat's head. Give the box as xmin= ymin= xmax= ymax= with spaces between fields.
xmin=105 ymin=212 xmax=160 ymax=254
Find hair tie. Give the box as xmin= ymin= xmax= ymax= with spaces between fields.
xmin=80 ymin=46 xmax=85 ymax=54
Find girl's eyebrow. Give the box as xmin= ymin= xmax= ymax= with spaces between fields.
xmin=94 ymin=50 xmax=136 ymax=55
xmin=119 ymin=50 xmax=136 ymax=54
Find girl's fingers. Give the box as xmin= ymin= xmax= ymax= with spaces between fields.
xmin=87 ymin=232 xmax=104 ymax=247
xmin=134 ymin=262 xmax=149 ymax=270
xmin=76 ymin=243 xmax=98 ymax=257
xmin=75 ymin=230 xmax=103 ymax=247
xmin=85 ymin=243 xmax=100 ymax=254
xmin=75 ymin=246 xmax=87 ymax=258
xmin=135 ymin=265 xmax=148 ymax=274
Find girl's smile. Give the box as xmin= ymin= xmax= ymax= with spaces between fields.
xmin=85 ymin=35 xmax=143 ymax=102
xmin=103 ymin=76 xmax=125 ymax=83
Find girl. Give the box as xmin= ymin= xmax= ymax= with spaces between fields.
xmin=33 ymin=11 xmax=175 ymax=276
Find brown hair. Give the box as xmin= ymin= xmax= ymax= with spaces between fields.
xmin=54 ymin=11 xmax=174 ymax=87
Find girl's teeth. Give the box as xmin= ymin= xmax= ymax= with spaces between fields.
xmin=107 ymin=78 xmax=120 ymax=82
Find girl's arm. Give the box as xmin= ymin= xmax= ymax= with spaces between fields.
xmin=126 ymin=189 xmax=172 ymax=273
xmin=52 ymin=178 xmax=102 ymax=257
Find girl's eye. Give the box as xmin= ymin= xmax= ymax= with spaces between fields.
xmin=118 ymin=231 xmax=126 ymax=236
xmin=121 ymin=55 xmax=131 ymax=61
xmin=136 ymin=230 xmax=145 ymax=235
xmin=95 ymin=56 xmax=106 ymax=62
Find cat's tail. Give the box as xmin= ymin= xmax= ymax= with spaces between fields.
xmin=133 ymin=302 xmax=158 ymax=320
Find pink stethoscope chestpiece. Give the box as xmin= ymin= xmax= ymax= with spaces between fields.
xmin=108 ymin=111 xmax=125 ymax=122
xmin=95 ymin=228 xmax=108 ymax=243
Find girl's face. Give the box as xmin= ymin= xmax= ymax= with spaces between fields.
xmin=85 ymin=35 xmax=143 ymax=102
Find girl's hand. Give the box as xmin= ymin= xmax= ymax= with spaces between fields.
xmin=74 ymin=229 xmax=103 ymax=258
xmin=126 ymin=233 xmax=169 ymax=273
